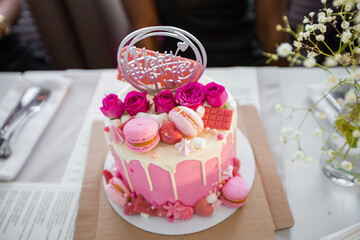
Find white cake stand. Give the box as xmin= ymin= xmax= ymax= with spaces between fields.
xmin=102 ymin=129 xmax=256 ymax=235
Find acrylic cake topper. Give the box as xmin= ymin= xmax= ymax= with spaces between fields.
xmin=117 ymin=26 xmax=207 ymax=95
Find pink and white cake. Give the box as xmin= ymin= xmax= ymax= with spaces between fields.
xmin=101 ymin=26 xmax=249 ymax=222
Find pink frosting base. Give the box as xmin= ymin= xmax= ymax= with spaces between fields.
xmin=110 ymin=132 xmax=235 ymax=206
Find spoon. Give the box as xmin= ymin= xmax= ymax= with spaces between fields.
xmin=0 ymin=86 xmax=51 ymax=159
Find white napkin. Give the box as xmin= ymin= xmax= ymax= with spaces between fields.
xmin=0 ymin=75 xmax=70 ymax=181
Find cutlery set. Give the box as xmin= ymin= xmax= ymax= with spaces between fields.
xmin=0 ymin=86 xmax=50 ymax=160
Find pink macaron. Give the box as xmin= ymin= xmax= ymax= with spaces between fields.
xmin=123 ymin=117 xmax=160 ymax=153
xmin=168 ymin=106 xmax=204 ymax=137
xmin=220 ymin=176 xmax=249 ymax=208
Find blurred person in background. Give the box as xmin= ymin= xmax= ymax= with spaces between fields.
xmin=121 ymin=0 xmax=287 ymax=67
xmin=0 ymin=0 xmax=51 ymax=71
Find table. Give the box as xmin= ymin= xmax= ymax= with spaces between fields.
xmin=0 ymin=67 xmax=359 ymax=240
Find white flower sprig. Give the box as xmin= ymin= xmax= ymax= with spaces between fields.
xmin=264 ymin=0 xmax=360 ymax=72
xmin=267 ymin=1 xmax=360 ymax=179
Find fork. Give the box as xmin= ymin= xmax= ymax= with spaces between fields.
xmin=0 ymin=87 xmax=50 ymax=160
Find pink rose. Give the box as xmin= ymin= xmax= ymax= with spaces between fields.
xmin=175 ymin=82 xmax=205 ymax=110
xmin=124 ymin=91 xmax=150 ymax=116
xmin=100 ymin=94 xmax=124 ymax=118
xmin=153 ymin=90 xmax=177 ymax=114
xmin=205 ymin=82 xmax=228 ymax=107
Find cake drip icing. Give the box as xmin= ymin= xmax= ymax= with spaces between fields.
xmin=110 ymin=130 xmax=235 ymax=202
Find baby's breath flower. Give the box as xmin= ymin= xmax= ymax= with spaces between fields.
xmin=303 ymin=17 xmax=310 ymax=24
xmin=351 ymin=71 xmax=360 ymax=80
xmin=318 ymin=24 xmax=327 ymax=33
xmin=354 ymin=24 xmax=360 ymax=32
xmin=341 ymin=21 xmax=350 ymax=29
xmin=318 ymin=12 xmax=326 ymax=18
xmin=323 ymin=57 xmax=338 ymax=67
xmin=293 ymin=41 xmax=302 ymax=49
xmin=275 ymin=103 xmax=283 ymax=113
xmin=342 ymin=31 xmax=352 ymax=43
xmin=333 ymin=0 xmax=344 ymax=7
xmin=326 ymin=75 xmax=338 ymax=85
xmin=315 ymin=128 xmax=323 ymax=136
xmin=331 ymin=132 xmax=340 ymax=140
xmin=345 ymin=4 xmax=352 ymax=12
xmin=295 ymin=130 xmax=302 ymax=141
xmin=341 ymin=160 xmax=353 ymax=171
xmin=358 ymin=3 xmax=360 ymax=10
xmin=276 ymin=24 xmax=282 ymax=31
xmin=316 ymin=111 xmax=326 ymax=119
xmin=304 ymin=32 xmax=310 ymax=38
xmin=280 ymin=137 xmax=287 ymax=143
xmin=303 ymin=58 xmax=316 ymax=68
xmin=318 ymin=15 xmax=326 ymax=23
xmin=305 ymin=156 xmax=312 ymax=162
xmin=356 ymin=48 xmax=360 ymax=54
xmin=334 ymin=53 xmax=342 ymax=61
xmin=293 ymin=150 xmax=305 ymax=160
xmin=326 ymin=16 xmax=333 ymax=22
xmin=353 ymin=130 xmax=360 ymax=138
xmin=282 ymin=127 xmax=293 ymax=136
xmin=328 ymin=149 xmax=336 ymax=157
xmin=326 ymin=8 xmax=333 ymax=14
xmin=309 ymin=12 xmax=315 ymax=17
xmin=307 ymin=51 xmax=318 ymax=58
xmin=355 ymin=12 xmax=360 ymax=23
xmin=346 ymin=91 xmax=357 ymax=104
xmin=355 ymin=178 xmax=360 ymax=185
xmin=336 ymin=98 xmax=344 ymax=106
xmin=316 ymin=35 xmax=325 ymax=41
xmin=276 ymin=43 xmax=293 ymax=57
xmin=305 ymin=24 xmax=315 ymax=32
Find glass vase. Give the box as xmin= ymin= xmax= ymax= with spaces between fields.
xmin=320 ymin=88 xmax=360 ymax=186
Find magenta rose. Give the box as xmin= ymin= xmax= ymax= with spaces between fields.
xmin=153 ymin=89 xmax=177 ymax=114
xmin=175 ymin=82 xmax=205 ymax=110
xmin=100 ymin=94 xmax=124 ymax=118
xmin=124 ymin=91 xmax=150 ymax=116
xmin=205 ymin=82 xmax=228 ymax=107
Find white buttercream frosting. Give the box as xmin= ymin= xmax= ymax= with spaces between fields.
xmin=191 ymin=137 xmax=206 ymax=149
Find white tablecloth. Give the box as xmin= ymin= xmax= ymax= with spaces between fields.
xmin=0 ymin=67 xmax=359 ymax=240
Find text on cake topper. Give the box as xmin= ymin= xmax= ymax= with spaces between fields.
xmin=118 ymin=26 xmax=207 ymax=95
